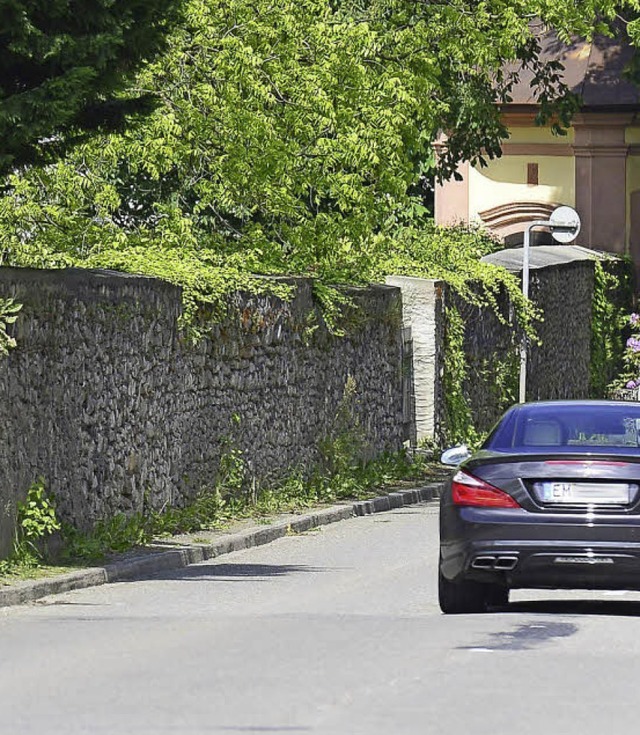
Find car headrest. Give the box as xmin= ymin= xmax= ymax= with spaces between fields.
xmin=523 ymin=419 xmax=562 ymax=446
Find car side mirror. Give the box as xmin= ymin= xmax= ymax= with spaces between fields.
xmin=440 ymin=445 xmax=471 ymax=466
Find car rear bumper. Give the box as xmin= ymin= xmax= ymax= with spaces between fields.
xmin=440 ymin=506 xmax=640 ymax=590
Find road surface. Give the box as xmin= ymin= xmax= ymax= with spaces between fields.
xmin=1 ymin=501 xmax=639 ymax=734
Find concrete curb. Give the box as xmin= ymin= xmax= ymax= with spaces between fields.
xmin=0 ymin=483 xmax=442 ymax=609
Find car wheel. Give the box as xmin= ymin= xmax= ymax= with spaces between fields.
xmin=438 ymin=569 xmax=506 ymax=614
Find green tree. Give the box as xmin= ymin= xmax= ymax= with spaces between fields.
xmin=0 ymin=0 xmax=183 ymax=172
xmin=1 ymin=0 xmax=639 ymax=304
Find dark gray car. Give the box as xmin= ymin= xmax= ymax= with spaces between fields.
xmin=439 ymin=400 xmax=640 ymax=613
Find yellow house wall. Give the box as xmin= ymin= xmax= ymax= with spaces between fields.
xmin=507 ymin=127 xmax=575 ymax=145
xmin=468 ymin=155 xmax=575 ymax=223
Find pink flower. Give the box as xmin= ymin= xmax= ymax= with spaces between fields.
xmin=631 ymin=313 xmax=640 ymax=326
xmin=627 ymin=337 xmax=640 ymax=352
xmin=627 ymin=380 xmax=637 ymax=389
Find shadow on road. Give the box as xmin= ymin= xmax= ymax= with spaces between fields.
xmin=502 ymin=599 xmax=640 ymax=617
xmin=215 ymin=727 xmax=311 ymax=732
xmin=458 ymin=599 xmax=640 ymax=651
xmin=147 ymin=562 xmax=327 ymax=583
xmin=459 ymin=619 xmax=578 ymax=651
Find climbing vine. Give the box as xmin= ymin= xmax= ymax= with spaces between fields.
xmin=0 ymin=297 xmax=22 ymax=356
xmin=608 ymin=310 xmax=640 ymax=396
xmin=442 ymin=306 xmax=480 ymax=448
xmin=441 ymin=303 xmax=522 ymax=450
xmin=590 ymin=259 xmax=630 ymax=397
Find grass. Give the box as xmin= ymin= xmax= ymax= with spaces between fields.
xmin=0 ymin=451 xmax=448 ymax=586
xmin=0 ymin=561 xmax=85 ymax=586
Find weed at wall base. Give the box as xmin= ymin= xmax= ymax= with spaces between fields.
xmin=0 ymin=449 xmax=440 ymax=577
xmin=0 ymin=478 xmax=60 ymax=576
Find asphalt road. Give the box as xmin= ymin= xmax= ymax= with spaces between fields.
xmin=2 ymin=501 xmax=640 ymax=735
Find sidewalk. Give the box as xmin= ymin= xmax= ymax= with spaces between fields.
xmin=0 ymin=483 xmax=443 ymax=609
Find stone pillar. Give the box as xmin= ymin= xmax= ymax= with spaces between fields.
xmin=573 ymin=113 xmax=632 ymax=254
xmin=385 ymin=276 xmax=446 ymax=444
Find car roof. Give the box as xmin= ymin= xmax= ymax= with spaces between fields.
xmin=516 ymin=400 xmax=637 ymax=409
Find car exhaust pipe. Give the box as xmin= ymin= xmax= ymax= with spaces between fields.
xmin=471 ymin=555 xmax=518 ymax=571
xmin=471 ymin=556 xmax=497 ymax=569
xmin=494 ymin=556 xmax=518 ymax=571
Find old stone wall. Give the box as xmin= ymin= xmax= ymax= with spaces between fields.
xmin=450 ymin=256 xmax=595 ymax=436
xmin=0 ymin=268 xmax=404 ymax=554
xmin=527 ymin=260 xmax=595 ymax=402
xmin=448 ymin=284 xmax=517 ymax=437
xmin=461 ymin=248 xmax=598 ymax=435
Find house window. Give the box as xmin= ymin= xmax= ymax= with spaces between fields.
xmin=527 ymin=163 xmax=539 ymax=186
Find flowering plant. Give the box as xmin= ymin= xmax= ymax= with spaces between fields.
xmin=614 ymin=313 xmax=640 ymax=392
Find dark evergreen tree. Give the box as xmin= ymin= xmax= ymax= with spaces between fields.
xmin=0 ymin=0 xmax=183 ymax=172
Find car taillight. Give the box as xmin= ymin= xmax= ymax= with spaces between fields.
xmin=451 ymin=470 xmax=521 ymax=508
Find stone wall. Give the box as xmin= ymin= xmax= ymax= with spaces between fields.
xmin=0 ymin=268 xmax=404 ymax=555
xmin=482 ymin=245 xmax=601 ymax=413
xmin=454 ymin=253 xmax=595 ymax=436
xmin=0 ymin=248 xmax=622 ymax=555
xmin=448 ymin=284 xmax=517 ymax=437
xmin=527 ymin=260 xmax=595 ymax=402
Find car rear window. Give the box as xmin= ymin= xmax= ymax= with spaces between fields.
xmin=484 ymin=404 xmax=640 ymax=453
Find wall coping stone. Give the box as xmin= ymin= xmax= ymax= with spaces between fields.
xmin=482 ymin=244 xmax=616 ymax=272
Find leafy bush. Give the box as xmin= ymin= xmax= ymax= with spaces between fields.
xmin=609 ymin=312 xmax=640 ymax=394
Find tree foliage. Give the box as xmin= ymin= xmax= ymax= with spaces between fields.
xmin=0 ymin=0 xmax=183 ymax=172
xmin=1 ymin=0 xmax=640 ymax=315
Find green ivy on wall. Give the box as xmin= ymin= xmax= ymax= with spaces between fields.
xmin=442 ymin=255 xmax=631 ymax=451
xmin=0 ymin=297 xmax=22 ymax=356
xmin=442 ymin=302 xmax=522 ymax=450
xmin=590 ymin=258 xmax=630 ymax=398
xmin=442 ymin=306 xmax=483 ymax=449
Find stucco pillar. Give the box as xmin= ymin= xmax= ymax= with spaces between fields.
xmin=385 ymin=276 xmax=446 ymax=444
xmin=433 ymin=135 xmax=470 ymax=226
xmin=434 ymin=161 xmax=470 ymax=226
xmin=574 ymin=113 xmax=632 ymax=254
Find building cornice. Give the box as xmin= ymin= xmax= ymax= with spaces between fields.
xmin=500 ymin=108 xmax=640 ymax=129
xmin=573 ymin=111 xmax=637 ymax=127
xmin=500 ymin=143 xmax=573 ymax=157
xmin=573 ymin=145 xmax=629 ymax=158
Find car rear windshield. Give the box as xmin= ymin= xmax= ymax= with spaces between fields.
xmin=484 ymin=404 xmax=640 ymax=454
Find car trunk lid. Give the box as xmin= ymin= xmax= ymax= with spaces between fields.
xmin=466 ymin=453 xmax=640 ymax=513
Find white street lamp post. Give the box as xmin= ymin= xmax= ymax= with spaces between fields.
xmin=519 ymin=206 xmax=581 ymax=404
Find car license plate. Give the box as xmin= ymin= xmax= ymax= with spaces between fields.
xmin=534 ymin=482 xmax=631 ymax=505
